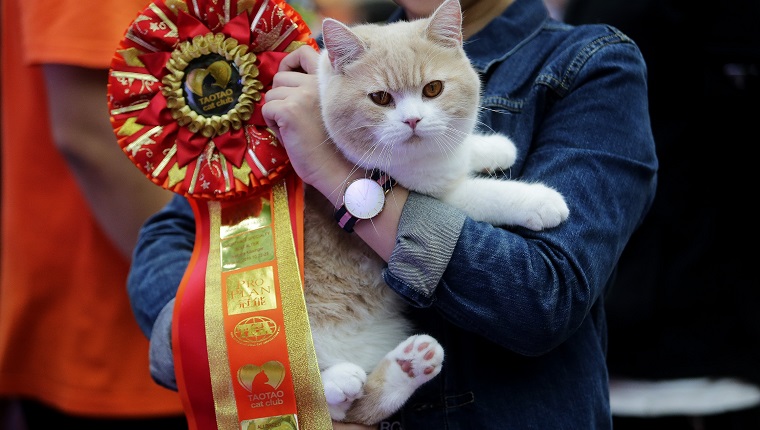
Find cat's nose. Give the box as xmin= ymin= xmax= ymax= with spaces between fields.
xmin=404 ymin=117 xmax=421 ymax=130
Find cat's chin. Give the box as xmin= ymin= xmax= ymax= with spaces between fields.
xmin=403 ymin=135 xmax=426 ymax=147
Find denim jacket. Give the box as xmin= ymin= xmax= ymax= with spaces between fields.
xmin=129 ymin=0 xmax=657 ymax=428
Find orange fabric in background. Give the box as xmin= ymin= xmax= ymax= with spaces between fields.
xmin=0 ymin=0 xmax=184 ymax=417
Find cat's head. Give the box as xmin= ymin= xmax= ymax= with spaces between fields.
xmin=317 ymin=0 xmax=480 ymax=173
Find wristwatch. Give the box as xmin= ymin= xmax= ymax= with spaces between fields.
xmin=334 ymin=169 xmax=396 ymax=232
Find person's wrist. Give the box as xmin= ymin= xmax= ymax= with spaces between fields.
xmin=308 ymin=159 xmax=361 ymax=208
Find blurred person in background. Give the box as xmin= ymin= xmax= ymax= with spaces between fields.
xmin=561 ymin=0 xmax=760 ymax=428
xmin=0 ymin=0 xmax=186 ymax=428
xmin=313 ymin=0 xmax=396 ymax=26
xmin=542 ymin=0 xmax=566 ymax=20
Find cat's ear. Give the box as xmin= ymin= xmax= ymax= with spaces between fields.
xmin=321 ymin=18 xmax=366 ymax=73
xmin=426 ymin=0 xmax=463 ymax=48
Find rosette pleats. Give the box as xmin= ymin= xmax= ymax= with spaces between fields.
xmin=107 ymin=0 xmax=317 ymax=200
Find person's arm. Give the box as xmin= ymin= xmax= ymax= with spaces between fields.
xmin=385 ymin=32 xmax=657 ymax=355
xmin=128 ymin=194 xmax=196 ymax=337
xmin=43 ymin=64 xmax=173 ymax=259
xmin=262 ymin=39 xmax=655 ymax=358
xmin=128 ymin=194 xmax=195 ymax=390
xmin=262 ymin=45 xmax=404 ymax=261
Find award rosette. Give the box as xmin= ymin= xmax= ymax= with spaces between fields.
xmin=107 ymin=1 xmax=330 ymax=429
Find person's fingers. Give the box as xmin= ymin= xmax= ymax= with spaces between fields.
xmin=263 ymin=85 xmax=287 ymax=102
xmin=262 ymin=77 xmax=317 ymax=137
xmin=260 ymin=96 xmax=315 ymax=145
xmin=260 ymin=98 xmax=282 ymax=141
xmin=278 ymin=44 xmax=321 ymax=73
xmin=270 ymin=70 xmax=318 ymax=91
xmin=262 ymin=86 xmax=316 ymax=119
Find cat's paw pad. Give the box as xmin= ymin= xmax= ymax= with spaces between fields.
xmin=389 ymin=334 xmax=443 ymax=387
xmin=321 ymin=362 xmax=367 ymax=420
xmin=520 ymin=186 xmax=570 ymax=231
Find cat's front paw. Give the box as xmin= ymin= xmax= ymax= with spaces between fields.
xmin=388 ymin=334 xmax=444 ymax=389
xmin=321 ymin=362 xmax=367 ymax=421
xmin=469 ymin=134 xmax=518 ymax=173
xmin=519 ymin=185 xmax=570 ymax=231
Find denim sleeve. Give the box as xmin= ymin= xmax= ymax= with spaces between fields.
xmin=385 ymin=33 xmax=657 ymax=357
xmin=128 ymin=194 xmax=195 ymax=338
xmin=149 ymin=298 xmax=178 ymax=390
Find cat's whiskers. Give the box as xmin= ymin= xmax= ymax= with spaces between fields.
xmin=474 ymin=107 xmax=508 ymax=134
xmin=439 ymin=124 xmax=469 ymax=147
xmin=373 ymin=134 xmax=399 ymax=176
xmin=478 ymin=105 xmax=510 ymax=115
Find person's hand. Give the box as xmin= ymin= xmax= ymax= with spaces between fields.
xmin=263 ymin=44 xmax=405 ymax=261
xmin=262 ymin=45 xmax=349 ymax=194
xmin=333 ymin=420 xmax=378 ymax=430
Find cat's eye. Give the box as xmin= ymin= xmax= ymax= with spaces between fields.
xmin=369 ymin=91 xmax=392 ymax=106
xmin=423 ymin=80 xmax=443 ymax=98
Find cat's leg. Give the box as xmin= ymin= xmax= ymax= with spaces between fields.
xmin=446 ymin=178 xmax=570 ymax=230
xmin=466 ymin=133 xmax=518 ymax=172
xmin=343 ymin=334 xmax=444 ymax=425
xmin=321 ymin=362 xmax=368 ymax=421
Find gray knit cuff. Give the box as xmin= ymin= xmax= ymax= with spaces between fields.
xmin=386 ymin=192 xmax=466 ymax=300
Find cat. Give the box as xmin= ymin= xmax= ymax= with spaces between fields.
xmin=302 ymin=0 xmax=569 ymax=425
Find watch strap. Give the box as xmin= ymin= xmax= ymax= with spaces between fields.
xmin=334 ymin=169 xmax=396 ymax=232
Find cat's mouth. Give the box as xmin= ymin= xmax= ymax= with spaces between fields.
xmin=404 ymin=133 xmax=423 ymax=143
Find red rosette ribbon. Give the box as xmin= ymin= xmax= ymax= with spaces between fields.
xmin=108 ymin=0 xmax=318 ymax=201
xmin=107 ymin=2 xmax=333 ymax=429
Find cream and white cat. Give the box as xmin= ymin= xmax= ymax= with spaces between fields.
xmin=303 ymin=0 xmax=569 ymax=425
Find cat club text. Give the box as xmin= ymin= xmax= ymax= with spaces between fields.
xmin=247 ymin=390 xmax=284 ymax=408
xmin=199 ymin=89 xmax=234 ymax=111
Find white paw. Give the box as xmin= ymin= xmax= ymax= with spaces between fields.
xmin=321 ymin=362 xmax=367 ymax=420
xmin=518 ymin=185 xmax=570 ymax=231
xmin=470 ymin=134 xmax=517 ymax=173
xmin=388 ymin=334 xmax=444 ymax=389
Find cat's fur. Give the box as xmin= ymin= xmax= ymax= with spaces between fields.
xmin=302 ymin=0 xmax=569 ymax=425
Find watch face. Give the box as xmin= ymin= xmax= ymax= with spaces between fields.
xmin=344 ymin=178 xmax=386 ymax=220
